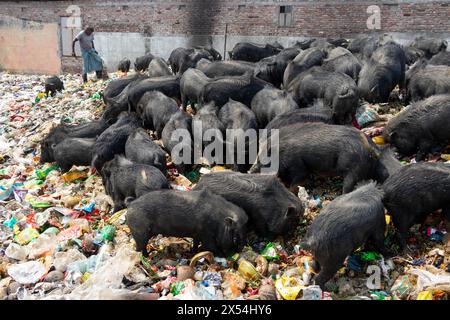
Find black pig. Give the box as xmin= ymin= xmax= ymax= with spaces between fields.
xmin=117 ymin=58 xmax=131 ymax=73
xmin=382 ymin=162 xmax=450 ymax=249
xmin=126 ymin=189 xmax=248 ymax=256
xmin=40 ymin=120 xmax=108 ymax=163
xmin=251 ymin=87 xmax=298 ymax=128
xmin=52 ymin=137 xmax=95 ymax=173
xmin=101 ymin=155 xmax=170 ymax=212
xmin=44 ymin=76 xmax=64 ymax=97
xmin=125 ymin=128 xmax=167 ymax=174
xmin=135 ymin=91 xmax=179 ymax=138
xmin=287 ymin=67 xmax=359 ymax=125
xmin=301 ymin=182 xmax=388 ymax=288
xmin=218 ymin=99 xmax=258 ymax=172
xmin=91 ymin=113 xmax=140 ymax=171
xmin=161 ymin=111 xmax=193 ymax=174
xmin=194 ymin=171 xmax=303 ymax=238
xmin=250 ymin=122 xmax=382 ymax=193
xmin=383 ymin=94 xmax=450 ymax=161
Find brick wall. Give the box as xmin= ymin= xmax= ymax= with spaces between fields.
xmin=1 ymin=0 xmax=450 ymax=37
xmin=1 ymin=0 xmax=449 ymax=74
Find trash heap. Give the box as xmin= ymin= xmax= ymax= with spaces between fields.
xmin=0 ymin=71 xmax=449 ymax=300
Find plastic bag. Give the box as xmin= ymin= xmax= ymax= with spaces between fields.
xmin=66 ymin=245 xmax=140 ymax=299
xmin=61 ymin=170 xmax=88 ymax=183
xmin=355 ymin=103 xmax=381 ymax=127
xmin=7 ymin=260 xmax=46 ymax=284
xmin=417 ymin=290 xmax=433 ymax=300
xmin=53 ymin=249 xmax=87 ymax=272
xmin=408 ymin=268 xmax=450 ymax=293
xmin=173 ymin=284 xmax=220 ymax=300
xmin=390 ymin=275 xmax=413 ymax=299
xmin=261 ymin=242 xmax=280 ymax=261
xmin=100 ymin=225 xmax=116 ymax=241
xmin=301 ymin=285 xmax=322 ymax=300
xmin=275 ymin=276 xmax=304 ymax=300
xmin=5 ymin=242 xmax=29 ymax=261
xmin=27 ymin=234 xmax=57 ymax=259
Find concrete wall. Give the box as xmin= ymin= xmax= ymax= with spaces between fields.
xmin=93 ymin=31 xmax=450 ymax=72
xmin=0 ymin=15 xmax=61 ymax=74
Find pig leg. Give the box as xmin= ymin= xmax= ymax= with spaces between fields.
xmin=369 ymin=228 xmax=393 ymax=258
xmin=416 ymin=139 xmax=434 ymax=161
xmin=192 ymin=238 xmax=200 ymax=253
xmin=57 ymin=161 xmax=72 ymax=173
xmin=342 ymin=172 xmax=360 ymax=194
xmin=155 ymin=124 xmax=164 ymax=140
xmin=128 ymin=221 xmax=151 ymax=256
xmin=311 ymin=260 xmax=321 ymax=273
xmin=314 ymin=257 xmax=344 ymax=289
xmin=392 ymin=212 xmax=415 ymax=251
xmin=442 ymin=207 xmax=450 ymax=225
xmin=181 ymin=93 xmax=188 ymax=110
xmin=111 ymin=188 xmax=126 ymax=213
xmin=280 ymin=162 xmax=307 ymax=193
xmin=112 ymin=200 xmax=125 ymax=213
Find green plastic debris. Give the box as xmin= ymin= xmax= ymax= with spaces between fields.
xmin=185 ymin=170 xmax=200 ymax=183
xmin=140 ymin=255 xmax=158 ymax=277
xmin=370 ymin=291 xmax=393 ymax=300
xmin=100 ymin=225 xmax=116 ymax=241
xmin=360 ymin=251 xmax=381 ymax=262
xmin=91 ymin=92 xmax=101 ymax=100
xmin=170 ymin=281 xmax=185 ymax=295
xmin=261 ymin=242 xmax=280 ymax=261
xmin=35 ymin=164 xmax=59 ymax=180
xmin=29 ymin=199 xmax=52 ymax=208
xmin=229 ymin=253 xmax=240 ymax=262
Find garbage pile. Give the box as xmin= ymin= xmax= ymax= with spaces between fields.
xmin=0 ymin=71 xmax=449 ymax=300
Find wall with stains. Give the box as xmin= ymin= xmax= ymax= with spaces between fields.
xmin=0 ymin=15 xmax=61 ymax=74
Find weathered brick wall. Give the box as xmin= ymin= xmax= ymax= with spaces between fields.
xmin=1 ymin=0 xmax=450 ymax=37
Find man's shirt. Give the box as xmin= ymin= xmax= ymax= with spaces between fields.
xmin=75 ymin=30 xmax=94 ymax=50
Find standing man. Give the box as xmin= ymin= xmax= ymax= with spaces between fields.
xmin=72 ymin=26 xmax=103 ymax=83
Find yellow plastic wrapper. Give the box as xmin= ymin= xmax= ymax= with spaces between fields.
xmin=372 ymin=136 xmax=385 ymax=145
xmin=417 ymin=290 xmax=433 ymax=300
xmin=15 ymin=227 xmax=40 ymax=245
xmin=189 ymin=251 xmax=215 ymax=268
xmin=441 ymin=154 xmax=450 ymax=161
xmin=385 ymin=214 xmax=391 ymax=225
xmin=238 ymin=260 xmax=262 ymax=283
xmin=211 ymin=166 xmax=227 ymax=172
xmin=275 ymin=276 xmax=304 ymax=300
xmin=107 ymin=208 xmax=127 ymax=225
xmin=81 ymin=272 xmax=91 ymax=283
xmin=61 ymin=170 xmax=88 ymax=183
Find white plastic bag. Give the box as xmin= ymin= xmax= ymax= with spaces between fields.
xmin=7 ymin=260 xmax=46 ymax=284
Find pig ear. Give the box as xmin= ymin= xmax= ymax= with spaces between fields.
xmin=285 ymin=205 xmax=297 ymax=218
xmin=389 ymin=131 xmax=397 ymax=140
xmin=224 ymin=217 xmax=234 ymax=227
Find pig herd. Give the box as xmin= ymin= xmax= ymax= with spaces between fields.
xmin=40 ymin=35 xmax=450 ymax=288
